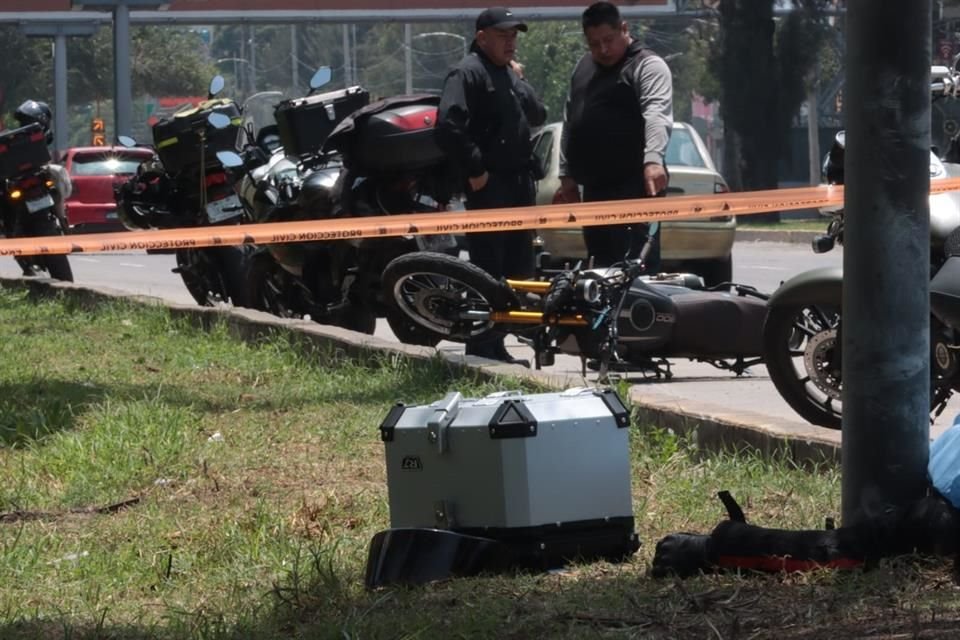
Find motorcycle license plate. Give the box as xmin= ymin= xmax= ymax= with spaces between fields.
xmin=25 ymin=193 xmax=55 ymax=214
xmin=206 ymin=194 xmax=243 ymax=223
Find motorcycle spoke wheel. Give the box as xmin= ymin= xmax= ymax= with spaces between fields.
xmin=382 ymin=252 xmax=519 ymax=342
xmin=393 ymin=271 xmax=495 ymax=338
xmin=764 ymin=304 xmax=843 ymax=429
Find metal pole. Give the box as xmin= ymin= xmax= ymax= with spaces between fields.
xmin=404 ymin=23 xmax=413 ymax=94
xmin=112 ymin=3 xmax=133 ymax=138
xmin=53 ymin=33 xmax=68 ymax=152
xmin=291 ymin=24 xmax=298 ymax=93
xmin=249 ymin=25 xmax=257 ymax=93
xmin=841 ymin=1 xmax=931 ymax=524
xmin=342 ymin=24 xmax=352 ymax=86
xmin=352 ymin=23 xmax=358 ymax=85
xmin=806 ymin=70 xmax=820 ymax=186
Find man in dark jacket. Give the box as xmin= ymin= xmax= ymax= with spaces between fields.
xmin=436 ymin=6 xmax=547 ymax=365
xmin=553 ymin=1 xmax=673 ymax=269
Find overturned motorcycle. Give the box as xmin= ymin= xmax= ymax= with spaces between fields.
xmin=380 ymin=234 xmax=769 ymax=378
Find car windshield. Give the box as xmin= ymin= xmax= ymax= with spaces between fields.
xmin=70 ymin=153 xmax=144 ymax=176
xmin=665 ymin=128 xmax=707 ymax=168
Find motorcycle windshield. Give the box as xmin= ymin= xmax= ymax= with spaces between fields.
xmin=238 ymin=90 xmax=287 ymax=151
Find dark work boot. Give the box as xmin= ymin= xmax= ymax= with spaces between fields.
xmin=466 ymin=336 xmax=530 ymax=368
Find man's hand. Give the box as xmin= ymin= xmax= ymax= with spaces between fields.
xmin=469 ymin=172 xmax=489 ymax=192
xmin=509 ymin=59 xmax=525 ymax=79
xmin=553 ymin=176 xmax=580 ymax=204
xmin=644 ymin=162 xmax=668 ymax=196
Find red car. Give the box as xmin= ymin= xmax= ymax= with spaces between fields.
xmin=60 ymin=146 xmax=155 ymax=232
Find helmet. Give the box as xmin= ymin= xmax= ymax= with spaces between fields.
xmin=14 ymin=100 xmax=53 ymax=144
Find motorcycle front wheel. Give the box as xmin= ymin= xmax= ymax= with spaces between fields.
xmin=763 ymin=303 xmax=843 ymax=429
xmin=176 ymin=246 xmax=250 ymax=307
xmin=381 ymin=252 xmax=519 ymax=342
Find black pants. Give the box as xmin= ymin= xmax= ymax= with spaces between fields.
xmin=582 ymin=182 xmax=662 ymax=271
xmin=464 ymin=170 xmax=536 ymax=280
xmin=463 ymin=170 xmax=536 ymax=359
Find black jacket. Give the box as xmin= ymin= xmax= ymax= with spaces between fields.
xmin=435 ymin=44 xmax=546 ymax=179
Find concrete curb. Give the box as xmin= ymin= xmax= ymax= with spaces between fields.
xmin=736 ymin=229 xmax=821 ymax=244
xmin=2 ymin=275 xmax=842 ymax=464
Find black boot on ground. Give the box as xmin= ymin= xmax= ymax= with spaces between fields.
xmin=465 ymin=337 xmax=530 ymax=368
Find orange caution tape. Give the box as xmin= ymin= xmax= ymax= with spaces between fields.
xmin=0 ymin=178 xmax=957 ymax=258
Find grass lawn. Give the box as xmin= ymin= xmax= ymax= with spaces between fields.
xmin=0 ymin=287 xmax=958 ymax=639
xmin=737 ymin=218 xmax=828 ymax=231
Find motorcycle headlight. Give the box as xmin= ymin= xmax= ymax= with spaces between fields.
xmin=575 ymin=278 xmax=600 ymax=304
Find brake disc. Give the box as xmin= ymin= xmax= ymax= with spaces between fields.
xmin=803 ymin=328 xmax=841 ymax=400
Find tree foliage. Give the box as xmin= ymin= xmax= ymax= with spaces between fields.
xmin=712 ymin=0 xmax=831 ymax=206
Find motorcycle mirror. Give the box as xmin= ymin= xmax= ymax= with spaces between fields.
xmin=812 ymin=234 xmax=836 ymax=254
xmin=208 ymin=75 xmax=226 ymax=99
xmin=207 ymin=112 xmax=233 ymax=130
xmin=217 ymin=150 xmax=244 ymax=169
xmin=310 ymin=67 xmax=333 ymax=91
xmin=117 ymin=135 xmax=137 ymax=148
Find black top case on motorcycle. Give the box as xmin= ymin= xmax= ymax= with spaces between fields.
xmin=274 ymin=86 xmax=371 ymax=159
xmin=0 ymin=123 xmax=51 ymax=180
xmin=152 ymin=99 xmax=241 ymax=175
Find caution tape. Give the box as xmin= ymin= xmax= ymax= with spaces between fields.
xmin=0 ymin=178 xmax=958 ymax=258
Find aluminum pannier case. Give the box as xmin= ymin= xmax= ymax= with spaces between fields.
xmin=366 ymin=387 xmax=639 ymax=586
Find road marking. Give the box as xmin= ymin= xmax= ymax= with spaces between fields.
xmin=119 ymin=262 xmax=145 ymax=268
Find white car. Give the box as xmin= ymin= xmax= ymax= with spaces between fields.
xmin=531 ymin=121 xmax=735 ymax=285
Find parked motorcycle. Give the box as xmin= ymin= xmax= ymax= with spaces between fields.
xmin=114 ymin=76 xmax=250 ymax=306
xmin=380 ymin=241 xmax=769 ymax=378
xmin=0 ymin=103 xmax=73 ymax=281
xmin=227 ymin=69 xmax=459 ymax=344
xmin=763 ymin=64 xmax=960 ymax=429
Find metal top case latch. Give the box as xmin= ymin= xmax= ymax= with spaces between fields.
xmin=426 ymin=391 xmax=462 ymax=454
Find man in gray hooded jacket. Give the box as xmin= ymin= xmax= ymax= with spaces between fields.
xmin=553 ymin=1 xmax=673 ymax=269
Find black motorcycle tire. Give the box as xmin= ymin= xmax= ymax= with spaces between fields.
xmin=177 ymin=246 xmax=250 ymax=307
xmin=245 ymin=251 xmax=292 ymax=316
xmin=763 ymin=303 xmax=843 ymax=429
xmin=385 ymin=306 xmax=442 ymax=347
xmin=381 ymin=252 xmax=519 ymax=342
xmin=765 ymin=302 xmax=952 ymax=431
xmin=18 ymin=213 xmax=73 ymax=282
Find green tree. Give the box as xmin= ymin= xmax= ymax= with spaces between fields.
xmin=0 ymin=28 xmax=53 ymax=124
xmin=712 ymin=0 xmax=831 ymax=217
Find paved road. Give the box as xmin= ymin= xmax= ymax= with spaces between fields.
xmin=2 ymin=240 xmax=955 ymax=439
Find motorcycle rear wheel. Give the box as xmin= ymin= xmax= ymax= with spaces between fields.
xmin=17 ymin=213 xmax=73 ymax=282
xmin=382 ymin=252 xmax=519 ymax=342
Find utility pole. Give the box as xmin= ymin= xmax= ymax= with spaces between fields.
xmin=72 ymin=1 xmax=164 ymax=139
xmin=405 ymin=24 xmax=413 ymax=94
xmin=291 ymin=24 xmax=299 ymax=94
xmin=842 ymin=1 xmax=931 ymax=524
